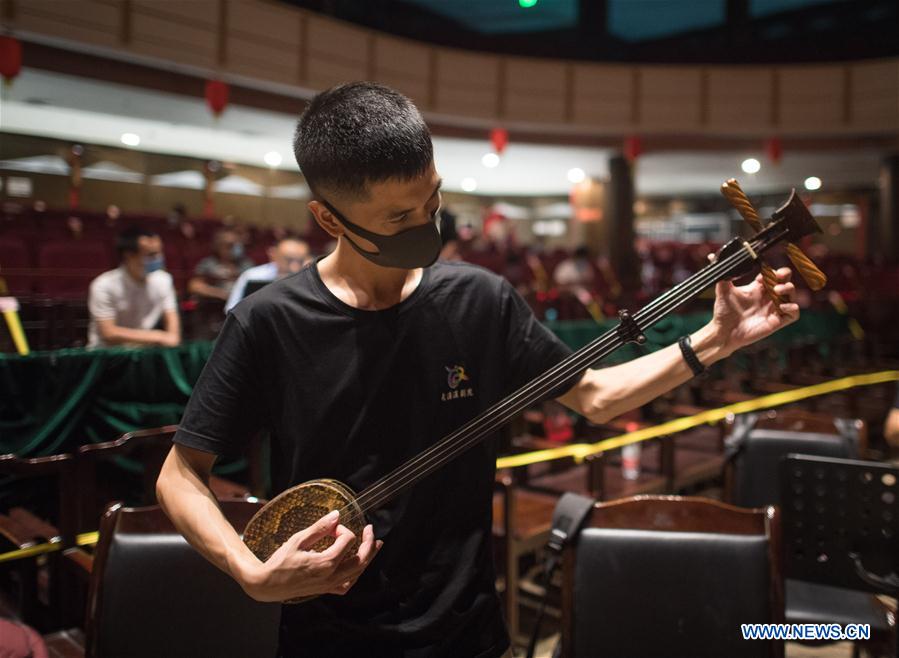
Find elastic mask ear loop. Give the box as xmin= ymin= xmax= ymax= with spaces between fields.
xmin=319 ymin=199 xmax=381 ymax=256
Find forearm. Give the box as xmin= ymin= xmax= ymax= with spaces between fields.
xmin=163 ymin=310 xmax=182 ymax=344
xmin=156 ymin=446 xmax=259 ymax=588
xmin=99 ymin=324 xmax=167 ymax=346
xmin=564 ymin=322 xmax=729 ymax=424
xmin=189 ymin=280 xmax=229 ymax=300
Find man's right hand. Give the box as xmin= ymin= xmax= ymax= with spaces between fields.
xmin=239 ymin=510 xmax=382 ymax=602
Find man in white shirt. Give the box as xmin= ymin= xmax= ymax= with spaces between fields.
xmin=87 ymin=226 xmax=181 ymax=348
xmin=224 ymin=236 xmax=311 ymax=312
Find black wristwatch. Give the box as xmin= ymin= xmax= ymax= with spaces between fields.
xmin=678 ymin=335 xmax=706 ymax=377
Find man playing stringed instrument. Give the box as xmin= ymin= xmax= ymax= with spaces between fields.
xmin=156 ymin=82 xmax=799 ymax=658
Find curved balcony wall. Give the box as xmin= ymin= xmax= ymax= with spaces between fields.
xmin=5 ymin=0 xmax=898 ymax=139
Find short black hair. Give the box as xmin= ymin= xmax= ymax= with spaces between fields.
xmin=116 ymin=226 xmax=158 ymax=257
xmin=293 ymin=82 xmax=433 ymax=200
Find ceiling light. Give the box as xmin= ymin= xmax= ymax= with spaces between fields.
xmin=120 ymin=133 xmax=140 ymax=147
xmin=519 ymin=0 xmax=538 ymax=6
xmin=804 ymin=176 xmax=822 ymax=191
xmin=482 ymin=152 xmax=500 ymax=168
xmin=567 ymin=167 xmax=586 ymax=184
xmin=461 ymin=177 xmax=477 ymax=192
xmin=264 ymin=151 xmax=282 ymax=167
xmin=741 ymin=158 xmax=761 ymax=174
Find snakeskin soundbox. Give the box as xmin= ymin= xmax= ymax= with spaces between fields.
xmin=243 ymin=479 xmax=365 ymax=603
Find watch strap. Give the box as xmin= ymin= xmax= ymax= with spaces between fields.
xmin=678 ymin=335 xmax=706 ymax=377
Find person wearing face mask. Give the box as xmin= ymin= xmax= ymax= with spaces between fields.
xmin=87 ymin=226 xmax=180 ymax=348
xmin=224 ymin=236 xmax=312 ymax=312
xmin=157 ymin=83 xmax=800 ymax=658
xmin=187 ymin=228 xmax=255 ymax=302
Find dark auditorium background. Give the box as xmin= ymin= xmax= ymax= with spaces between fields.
xmin=0 ymin=1 xmax=897 ymax=656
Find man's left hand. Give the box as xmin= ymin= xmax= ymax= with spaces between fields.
xmin=709 ymin=266 xmax=799 ymax=357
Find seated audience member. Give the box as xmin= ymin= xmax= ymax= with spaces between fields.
xmin=66 ymin=215 xmax=84 ymax=239
xmin=88 ymin=226 xmax=180 ymax=348
xmin=188 ymin=228 xmax=254 ymax=302
xmin=225 ymin=236 xmax=312 ymax=312
xmin=554 ymin=245 xmax=595 ymax=290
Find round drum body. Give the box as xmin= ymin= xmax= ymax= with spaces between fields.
xmin=243 ymin=479 xmax=365 ymax=602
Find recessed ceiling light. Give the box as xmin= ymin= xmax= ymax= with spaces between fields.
xmin=567 ymin=167 xmax=586 ymax=184
xmin=461 ymin=177 xmax=477 ymax=192
xmin=482 ymin=152 xmax=500 ymax=168
xmin=264 ymin=151 xmax=283 ymax=167
xmin=741 ymin=158 xmax=761 ymax=174
xmin=804 ymin=176 xmax=822 ymax=191
xmin=120 ymin=133 xmax=140 ymax=147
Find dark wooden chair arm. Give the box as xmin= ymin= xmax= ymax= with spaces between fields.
xmin=62 ymin=547 xmax=94 ymax=578
xmin=76 ymin=425 xmax=179 ymax=460
xmin=10 ymin=507 xmax=61 ymax=542
xmin=0 ymin=513 xmax=41 ymax=548
xmin=0 ymin=452 xmax=74 ymax=476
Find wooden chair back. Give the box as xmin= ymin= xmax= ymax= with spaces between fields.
xmin=76 ymin=426 xmax=266 ymax=532
xmin=0 ymin=452 xmax=78 ymax=629
xmin=561 ymin=495 xmax=783 ymax=658
xmin=754 ymin=408 xmax=868 ymax=454
xmin=85 ymin=501 xmax=279 ymax=658
xmin=76 ymin=426 xmax=178 ymax=532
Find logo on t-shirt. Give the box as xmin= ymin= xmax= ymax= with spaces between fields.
xmin=442 ymin=365 xmax=474 ymax=401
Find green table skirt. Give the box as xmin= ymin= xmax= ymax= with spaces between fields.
xmin=1 ymin=311 xmax=848 ymax=458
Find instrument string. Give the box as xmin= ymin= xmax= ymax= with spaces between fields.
xmin=344 ymin=239 xmax=766 ymax=517
xmin=347 ymin=246 xmax=758 ymax=518
xmin=346 ymin=245 xmax=758 ymax=517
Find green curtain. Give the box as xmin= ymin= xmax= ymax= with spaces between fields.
xmin=0 ymin=342 xmax=212 ymax=457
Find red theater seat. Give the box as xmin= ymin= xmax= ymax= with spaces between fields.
xmin=181 ymin=241 xmax=210 ymax=273
xmin=0 ymin=236 xmax=33 ymax=295
xmin=35 ymin=240 xmax=113 ymax=298
xmin=246 ymin=242 xmax=269 ymax=266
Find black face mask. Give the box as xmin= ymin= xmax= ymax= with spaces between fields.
xmin=320 ymin=198 xmax=442 ymax=269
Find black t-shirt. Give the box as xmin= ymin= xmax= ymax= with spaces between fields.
xmin=174 ymin=259 xmax=577 ymax=658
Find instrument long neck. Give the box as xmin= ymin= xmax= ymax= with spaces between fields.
xmin=349 ymin=238 xmax=763 ymax=516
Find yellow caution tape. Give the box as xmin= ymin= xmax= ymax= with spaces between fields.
xmin=1 ymin=371 xmax=897 ymax=564
xmin=1 ymin=295 xmax=30 ymax=356
xmin=496 ymin=370 xmax=899 ymax=469
xmin=0 ymin=530 xmax=98 ymax=564
xmin=3 ymin=310 xmax=30 ymax=356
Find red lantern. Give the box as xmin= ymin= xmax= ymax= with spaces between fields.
xmin=490 ymin=128 xmax=508 ymax=155
xmin=765 ymin=136 xmax=782 ymax=165
xmin=205 ymin=79 xmax=229 ymax=117
xmin=0 ymin=36 xmax=22 ymax=85
xmin=624 ymin=135 xmax=642 ymax=162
